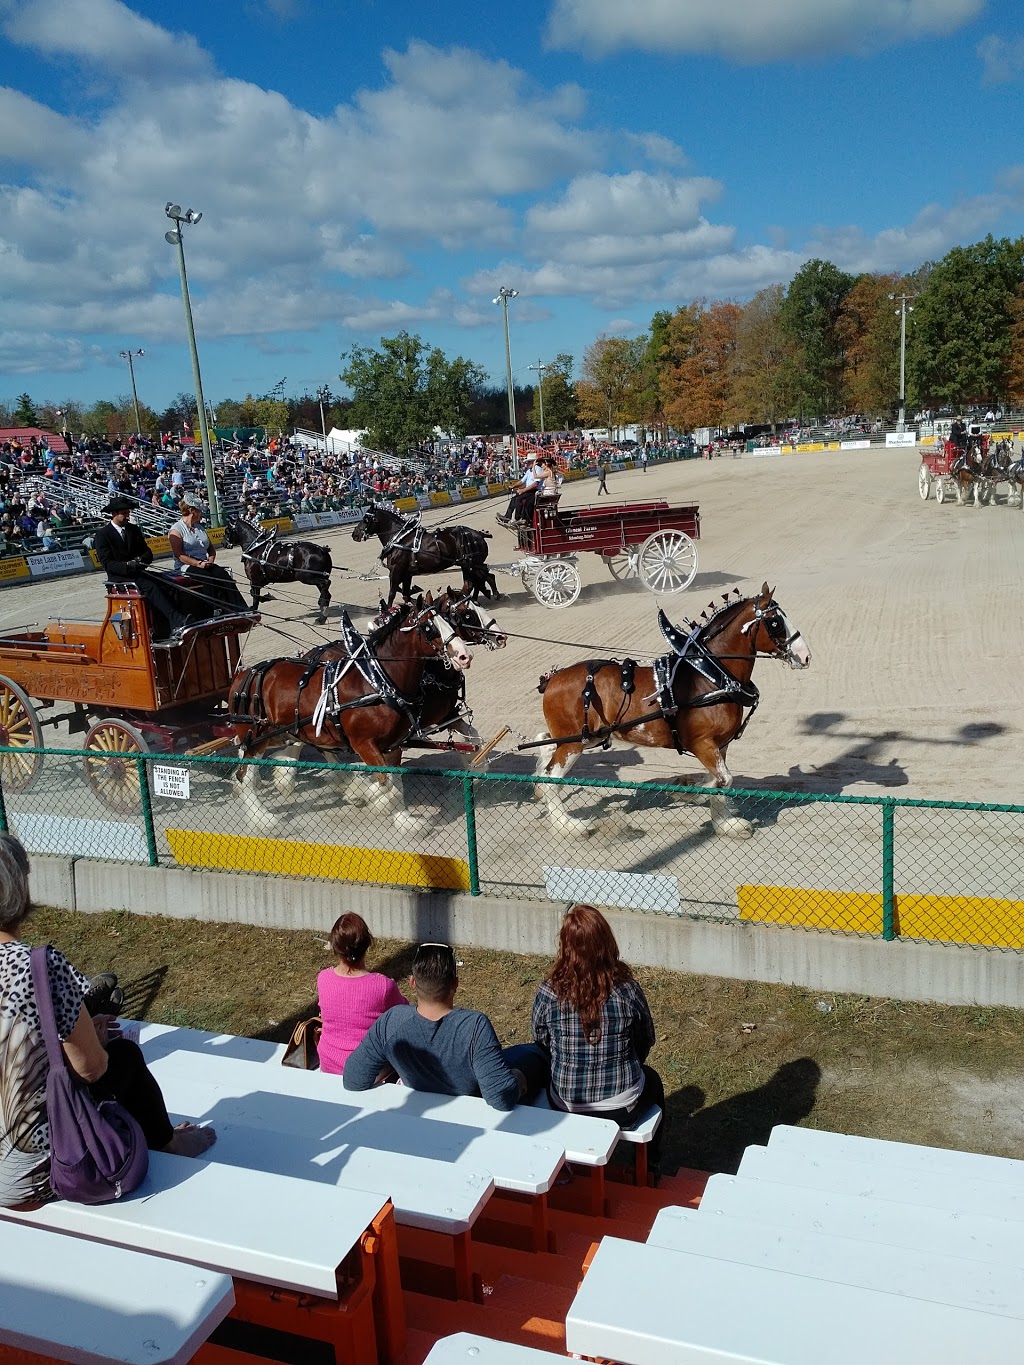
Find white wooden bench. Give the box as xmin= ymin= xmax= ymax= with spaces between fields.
xmin=422 ymin=1332 xmax=561 ymax=1362
xmin=566 ymin=1234 xmax=1024 ymax=1364
xmin=767 ymin=1122 xmax=1024 ymax=1185
xmin=692 ymin=1173 xmax=1024 ymax=1270
xmin=0 ymin=1218 xmax=233 ymax=1365
xmin=0 ymin=1153 xmax=401 ymax=1365
xmin=528 ymin=1086 xmax=660 ymax=1206
xmin=737 ymin=1143 xmax=1024 ymax=1222
xmin=645 ymin=1204 xmax=1024 ymax=1319
xmin=130 ymin=1020 xmax=283 ymax=1065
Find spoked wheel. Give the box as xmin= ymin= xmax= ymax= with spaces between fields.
xmin=935 ymin=478 xmax=947 ymax=505
xmin=532 ymin=560 xmax=582 ymax=609
xmin=0 ymin=676 xmax=43 ymax=793
xmin=84 ymin=719 xmax=149 ymax=814
xmin=918 ymin=466 xmax=931 ymax=500
xmin=604 ymin=546 xmax=640 ymax=580
xmin=637 ymin=529 xmax=699 ymax=594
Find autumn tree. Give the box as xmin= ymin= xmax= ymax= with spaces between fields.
xmin=836 ymin=273 xmax=901 ymax=414
xmin=780 ymin=259 xmax=855 ymax=417
xmin=908 ymin=235 xmax=1024 ymax=407
xmin=657 ymin=300 xmax=742 ymax=431
xmin=730 ymin=285 xmax=797 ymax=426
xmin=577 ymin=335 xmax=648 ymax=434
xmin=530 ymin=353 xmax=577 ymax=433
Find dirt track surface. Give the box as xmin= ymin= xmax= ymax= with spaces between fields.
xmin=1 ymin=444 xmax=1020 ymax=805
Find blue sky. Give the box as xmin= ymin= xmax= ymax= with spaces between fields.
xmin=2 ymin=0 xmax=1023 ymax=412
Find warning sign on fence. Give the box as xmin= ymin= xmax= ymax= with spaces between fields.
xmin=152 ymin=765 xmax=191 ymax=800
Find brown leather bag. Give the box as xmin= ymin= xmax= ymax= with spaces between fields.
xmin=281 ymin=1017 xmax=322 ymax=1070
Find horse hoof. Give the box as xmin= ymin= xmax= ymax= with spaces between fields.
xmin=260 ymin=593 xmax=276 ymax=603
xmin=393 ymin=810 xmax=425 ymax=830
xmin=712 ymin=815 xmax=755 ymax=839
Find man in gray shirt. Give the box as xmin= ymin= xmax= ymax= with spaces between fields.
xmin=343 ymin=943 xmax=522 ymax=1111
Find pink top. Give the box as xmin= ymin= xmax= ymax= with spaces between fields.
xmin=316 ymin=968 xmax=407 ymax=1074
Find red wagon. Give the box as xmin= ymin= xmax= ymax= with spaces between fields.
xmin=501 ymin=495 xmax=700 ymax=608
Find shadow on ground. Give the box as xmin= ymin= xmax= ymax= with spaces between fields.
xmin=668 ymin=1058 xmax=822 ymax=1174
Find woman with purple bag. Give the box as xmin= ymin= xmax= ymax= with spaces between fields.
xmin=0 ymin=835 xmax=214 ymax=1210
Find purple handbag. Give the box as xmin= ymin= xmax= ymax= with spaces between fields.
xmin=30 ymin=946 xmax=148 ymax=1204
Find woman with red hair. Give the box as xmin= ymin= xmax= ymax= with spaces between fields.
xmin=531 ymin=904 xmax=664 ymax=1175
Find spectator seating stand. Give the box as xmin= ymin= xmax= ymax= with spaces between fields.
xmin=0 ymin=1153 xmax=402 ymax=1365
xmin=0 ymin=1219 xmax=234 ymax=1365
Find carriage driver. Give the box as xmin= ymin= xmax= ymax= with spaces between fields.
xmin=93 ymin=495 xmax=190 ymax=641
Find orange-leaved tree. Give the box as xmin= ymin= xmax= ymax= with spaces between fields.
xmin=658 ymin=300 xmax=741 ymax=431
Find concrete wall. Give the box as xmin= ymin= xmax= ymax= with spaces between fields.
xmin=31 ymin=854 xmax=1024 ymax=1009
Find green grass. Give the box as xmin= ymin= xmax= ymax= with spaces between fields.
xmin=28 ymin=906 xmax=1024 ymax=1174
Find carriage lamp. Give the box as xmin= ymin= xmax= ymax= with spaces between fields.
xmin=164 ymin=202 xmax=219 ymax=524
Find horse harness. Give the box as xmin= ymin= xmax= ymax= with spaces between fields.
xmin=380 ymin=515 xmax=425 ymax=562
xmin=240 ymin=525 xmax=330 ymax=578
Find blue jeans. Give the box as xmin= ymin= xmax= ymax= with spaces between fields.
xmin=502 ymin=1043 xmax=550 ymax=1101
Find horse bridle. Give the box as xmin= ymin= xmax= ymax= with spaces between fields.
xmin=740 ymin=599 xmax=804 ymax=663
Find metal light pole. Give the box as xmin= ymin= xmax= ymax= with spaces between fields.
xmin=164 ymin=203 xmax=221 ymax=524
xmin=119 ymin=349 xmax=145 ymax=436
xmin=317 ymin=385 xmax=331 ymax=453
xmin=528 ymin=358 xmax=548 ymax=435
xmin=493 ymin=286 xmax=519 ymax=469
xmin=888 ymin=292 xmax=914 ymax=434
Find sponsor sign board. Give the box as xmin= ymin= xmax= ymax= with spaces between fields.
xmin=840 ymin=439 xmax=872 ymax=450
xmin=885 ymin=432 xmax=916 ymax=447
xmin=291 ymin=510 xmax=362 ymax=531
xmin=416 ymin=494 xmax=432 ymax=510
xmin=0 ymin=557 xmax=31 ymax=582
xmin=429 ymin=491 xmax=452 ymax=507
xmin=487 ymin=483 xmax=507 ymax=496
xmin=393 ymin=497 xmax=419 ymax=513
xmin=145 ymin=536 xmax=171 ymax=557
xmin=152 ymin=765 xmax=191 ymax=800
xmin=459 ymin=485 xmax=480 ymax=499
xmin=207 ymin=527 xmax=226 ymax=547
xmin=27 ymin=549 xmax=86 ymax=578
xmin=260 ymin=517 xmax=295 ymax=534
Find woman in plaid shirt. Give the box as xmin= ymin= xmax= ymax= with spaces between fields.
xmin=532 ymin=905 xmax=665 ymax=1176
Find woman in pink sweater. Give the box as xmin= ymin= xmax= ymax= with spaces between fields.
xmin=317 ymin=913 xmax=407 ymax=1074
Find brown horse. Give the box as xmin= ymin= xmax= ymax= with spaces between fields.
xmin=533 ymin=583 xmax=810 ymax=837
xmin=228 ymin=595 xmax=476 ymax=827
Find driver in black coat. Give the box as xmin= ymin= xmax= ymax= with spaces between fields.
xmin=93 ymin=495 xmax=189 ymax=641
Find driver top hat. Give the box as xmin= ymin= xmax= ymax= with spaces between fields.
xmin=100 ymin=494 xmax=137 ymax=516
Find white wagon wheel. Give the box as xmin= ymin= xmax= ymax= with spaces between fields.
xmin=918 ymin=466 xmax=931 ymax=500
xmin=84 ymin=718 xmax=149 ymax=814
xmin=637 ymin=529 xmax=699 ymax=594
xmin=532 ymin=560 xmax=582 ymax=609
xmin=935 ymin=478 xmax=947 ymax=504
xmin=0 ymin=676 xmax=43 ymax=793
xmin=604 ymin=547 xmax=640 ymax=580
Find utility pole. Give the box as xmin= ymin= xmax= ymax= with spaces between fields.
xmin=888 ymin=292 xmax=915 ymax=434
xmin=493 ymin=286 xmax=519 ymax=472
xmin=528 ymin=358 xmax=548 ymax=435
xmin=164 ymin=202 xmax=221 ymax=524
xmin=119 ymin=349 xmax=145 ymax=435
xmin=317 ymin=385 xmax=331 ymax=453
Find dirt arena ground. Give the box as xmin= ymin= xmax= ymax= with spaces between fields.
xmin=2 ymin=443 xmax=1019 ymax=806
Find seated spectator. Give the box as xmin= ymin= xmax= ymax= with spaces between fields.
xmin=0 ymin=834 xmax=215 ymax=1209
xmin=530 ymin=904 xmax=665 ymax=1176
xmin=344 ymin=942 xmax=521 ymax=1110
xmin=317 ymin=912 xmax=406 ymax=1075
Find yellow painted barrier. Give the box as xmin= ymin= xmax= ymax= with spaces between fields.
xmin=146 ymin=535 xmax=171 ymax=557
xmin=563 ymin=469 xmax=584 ymax=481
xmin=0 ymin=557 xmax=30 ymax=582
xmin=739 ymin=884 xmax=1024 ymax=948
xmin=207 ymin=527 xmax=226 ymax=548
xmin=260 ymin=517 xmax=295 ymax=534
xmin=459 ymin=485 xmax=480 ymax=500
xmin=487 ymin=482 xmax=508 ymax=496
xmin=919 ymin=436 xmax=938 ymax=447
xmin=779 ymin=446 xmax=794 ymax=455
xmin=166 ymin=829 xmax=472 ymax=891
xmin=739 ymin=885 xmax=882 ymax=934
xmin=796 ymin=442 xmax=825 ymax=452
xmin=429 ymin=491 xmax=452 ymax=507
xmin=827 ymin=442 xmax=840 ymax=451
xmin=393 ymin=496 xmax=418 ymax=513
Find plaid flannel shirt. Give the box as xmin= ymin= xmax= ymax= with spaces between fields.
xmin=532 ymin=978 xmax=656 ymax=1109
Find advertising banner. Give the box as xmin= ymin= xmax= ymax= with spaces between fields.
xmin=0 ymin=557 xmax=31 ymax=582
xmin=885 ymin=432 xmax=916 ymax=447
xmin=840 ymin=440 xmax=872 ymax=450
xmin=26 ymin=549 xmax=87 ymax=578
xmin=486 ymin=483 xmax=508 ymax=496
xmin=429 ymin=491 xmax=452 ymax=507
xmin=145 ymin=535 xmax=171 ymax=557
xmin=291 ymin=510 xmax=362 ymax=532
xmin=393 ymin=497 xmax=419 ymax=513
xmin=459 ymin=485 xmax=480 ymax=500
xmin=260 ymin=517 xmax=295 ymax=534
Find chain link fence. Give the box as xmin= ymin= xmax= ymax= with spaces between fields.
xmin=2 ymin=745 xmax=1022 ymax=950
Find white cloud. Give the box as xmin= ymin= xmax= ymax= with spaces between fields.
xmin=977 ymin=34 xmax=1024 ymax=85
xmin=0 ymin=330 xmax=110 ymax=376
xmin=0 ymin=0 xmax=211 ymax=81
xmin=546 ymin=0 xmax=984 ymax=62
xmin=527 ymin=171 xmax=721 ymax=236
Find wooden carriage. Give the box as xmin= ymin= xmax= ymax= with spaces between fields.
xmin=0 ymin=583 xmax=259 ymax=809
xmin=507 ymin=496 xmax=701 ymax=607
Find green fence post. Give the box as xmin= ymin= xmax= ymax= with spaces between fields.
xmin=881 ymin=798 xmax=896 ymax=941
xmin=462 ymin=772 xmax=480 ymax=896
xmin=137 ymin=756 xmax=159 ymax=868
xmin=0 ymin=759 xmax=8 ymax=835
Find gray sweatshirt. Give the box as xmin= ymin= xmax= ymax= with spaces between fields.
xmin=342 ymin=1004 xmax=519 ymax=1111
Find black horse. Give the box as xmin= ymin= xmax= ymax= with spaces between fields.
xmin=222 ymin=516 xmax=335 ymax=624
xmin=351 ymin=501 xmax=498 ymax=606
